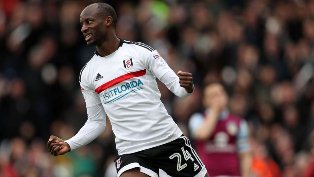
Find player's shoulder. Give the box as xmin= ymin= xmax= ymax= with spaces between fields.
xmin=79 ymin=54 xmax=98 ymax=82
xmin=122 ymin=40 xmax=155 ymax=52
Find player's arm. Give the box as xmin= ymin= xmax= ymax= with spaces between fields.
xmin=47 ymin=90 xmax=107 ymax=156
xmin=64 ymin=100 xmax=106 ymax=150
xmin=237 ymin=120 xmax=252 ymax=177
xmin=47 ymin=66 xmax=107 ymax=156
xmin=145 ymin=50 xmax=194 ymax=96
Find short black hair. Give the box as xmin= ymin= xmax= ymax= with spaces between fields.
xmin=96 ymin=3 xmax=118 ymax=27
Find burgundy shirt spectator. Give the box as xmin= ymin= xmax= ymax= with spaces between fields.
xmin=190 ymin=110 xmax=250 ymax=177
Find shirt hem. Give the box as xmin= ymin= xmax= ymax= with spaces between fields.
xmin=117 ymin=130 xmax=182 ymax=155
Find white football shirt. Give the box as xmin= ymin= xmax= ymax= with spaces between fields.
xmin=65 ymin=40 xmax=190 ymax=155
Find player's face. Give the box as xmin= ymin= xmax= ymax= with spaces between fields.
xmin=80 ymin=7 xmax=107 ymax=45
xmin=203 ymin=84 xmax=228 ymax=109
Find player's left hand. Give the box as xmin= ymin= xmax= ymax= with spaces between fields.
xmin=177 ymin=70 xmax=194 ymax=93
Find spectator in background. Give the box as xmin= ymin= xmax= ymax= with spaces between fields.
xmin=250 ymin=134 xmax=282 ymax=177
xmin=189 ymin=82 xmax=251 ymax=177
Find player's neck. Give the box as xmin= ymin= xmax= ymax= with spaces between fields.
xmin=96 ymin=34 xmax=120 ymax=57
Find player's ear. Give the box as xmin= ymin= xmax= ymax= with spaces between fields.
xmin=105 ymin=16 xmax=113 ymax=26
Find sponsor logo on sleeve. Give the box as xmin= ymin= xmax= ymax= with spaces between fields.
xmin=227 ymin=122 xmax=238 ymax=135
xmin=153 ymin=54 xmax=160 ymax=59
xmin=153 ymin=53 xmax=166 ymax=66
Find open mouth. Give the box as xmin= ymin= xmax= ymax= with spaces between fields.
xmin=85 ymin=34 xmax=93 ymax=41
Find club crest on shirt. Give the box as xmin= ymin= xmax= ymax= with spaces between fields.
xmin=227 ymin=122 xmax=238 ymax=135
xmin=123 ymin=58 xmax=133 ymax=69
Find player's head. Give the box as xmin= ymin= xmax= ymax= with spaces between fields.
xmin=203 ymin=82 xmax=228 ymax=109
xmin=80 ymin=3 xmax=117 ymax=45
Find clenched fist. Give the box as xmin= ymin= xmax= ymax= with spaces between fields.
xmin=177 ymin=70 xmax=194 ymax=93
xmin=47 ymin=135 xmax=71 ymax=156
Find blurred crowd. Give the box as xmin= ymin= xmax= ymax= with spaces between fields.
xmin=0 ymin=0 xmax=314 ymax=177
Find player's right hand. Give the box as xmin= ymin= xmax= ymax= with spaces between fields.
xmin=47 ymin=135 xmax=71 ymax=156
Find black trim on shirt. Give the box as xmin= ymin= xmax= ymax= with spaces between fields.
xmin=123 ymin=40 xmax=154 ymax=52
xmin=79 ymin=64 xmax=87 ymax=82
xmin=118 ymin=39 xmax=124 ymax=47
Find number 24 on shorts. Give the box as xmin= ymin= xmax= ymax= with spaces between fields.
xmin=169 ymin=147 xmax=200 ymax=172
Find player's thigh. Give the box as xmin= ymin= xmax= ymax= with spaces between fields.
xmin=120 ymin=168 xmax=150 ymax=177
xmin=155 ymin=136 xmax=208 ymax=177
